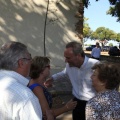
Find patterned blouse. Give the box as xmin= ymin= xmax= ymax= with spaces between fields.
xmin=86 ymin=90 xmax=120 ymax=120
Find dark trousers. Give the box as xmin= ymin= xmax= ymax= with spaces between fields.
xmin=72 ymin=97 xmax=87 ymax=120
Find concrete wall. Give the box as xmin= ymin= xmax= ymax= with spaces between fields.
xmin=0 ymin=0 xmax=80 ymax=69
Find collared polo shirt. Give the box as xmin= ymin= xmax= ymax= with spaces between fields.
xmin=0 ymin=70 xmax=42 ymax=120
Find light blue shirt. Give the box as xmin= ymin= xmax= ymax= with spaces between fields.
xmin=91 ymin=47 xmax=101 ymax=58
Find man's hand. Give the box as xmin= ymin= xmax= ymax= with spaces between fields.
xmin=44 ymin=78 xmax=53 ymax=88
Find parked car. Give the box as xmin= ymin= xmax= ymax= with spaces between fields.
xmin=108 ymin=46 xmax=120 ymax=56
xmin=86 ymin=45 xmax=96 ymax=51
xmin=102 ymin=46 xmax=110 ymax=51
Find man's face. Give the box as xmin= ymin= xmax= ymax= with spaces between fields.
xmin=64 ymin=47 xmax=80 ymax=67
xmin=91 ymin=69 xmax=105 ymax=92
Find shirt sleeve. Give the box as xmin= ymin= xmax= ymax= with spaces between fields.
xmin=20 ymin=96 xmax=42 ymax=120
xmin=52 ymin=68 xmax=69 ymax=81
xmin=91 ymin=48 xmax=94 ymax=57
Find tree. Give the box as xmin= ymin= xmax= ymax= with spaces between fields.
xmin=107 ymin=0 xmax=120 ymax=22
xmin=83 ymin=18 xmax=92 ymax=43
xmin=75 ymin=0 xmax=120 ymax=44
xmin=90 ymin=27 xmax=118 ymax=47
xmin=116 ymin=33 xmax=120 ymax=42
xmin=83 ymin=0 xmax=120 ymax=22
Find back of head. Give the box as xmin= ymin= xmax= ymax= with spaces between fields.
xmin=0 ymin=41 xmax=28 ymax=70
xmin=96 ymin=42 xmax=99 ymax=47
xmin=66 ymin=41 xmax=85 ymax=57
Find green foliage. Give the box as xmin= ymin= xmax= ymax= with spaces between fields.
xmin=107 ymin=0 xmax=120 ymax=22
xmin=82 ymin=0 xmax=120 ymax=22
xmin=116 ymin=33 xmax=120 ymax=42
xmin=83 ymin=18 xmax=92 ymax=43
xmin=83 ymin=18 xmax=92 ymax=38
xmin=90 ymin=27 xmax=118 ymax=41
xmin=109 ymin=43 xmax=113 ymax=46
xmin=89 ymin=26 xmax=120 ymax=46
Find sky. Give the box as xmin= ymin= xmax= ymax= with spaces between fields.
xmin=84 ymin=0 xmax=120 ymax=46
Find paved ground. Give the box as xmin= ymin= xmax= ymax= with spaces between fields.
xmin=52 ymin=94 xmax=73 ymax=120
xmin=56 ymin=111 xmax=72 ymax=120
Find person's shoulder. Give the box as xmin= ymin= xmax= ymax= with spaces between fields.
xmin=92 ymin=47 xmax=96 ymax=51
xmin=88 ymin=57 xmax=100 ymax=63
xmin=10 ymin=80 xmax=37 ymax=101
xmin=87 ymin=93 xmax=101 ymax=105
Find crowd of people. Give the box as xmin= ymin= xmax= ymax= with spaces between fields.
xmin=0 ymin=41 xmax=120 ymax=120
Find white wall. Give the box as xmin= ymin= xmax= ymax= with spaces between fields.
xmin=0 ymin=0 xmax=80 ymax=69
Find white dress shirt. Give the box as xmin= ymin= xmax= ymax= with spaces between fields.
xmin=52 ymin=56 xmax=99 ymax=101
xmin=91 ymin=47 xmax=101 ymax=58
xmin=0 ymin=70 xmax=42 ymax=120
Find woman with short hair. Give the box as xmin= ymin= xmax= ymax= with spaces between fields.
xmin=86 ymin=62 xmax=120 ymax=120
xmin=28 ymin=56 xmax=77 ymax=120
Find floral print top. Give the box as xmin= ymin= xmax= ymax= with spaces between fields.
xmin=86 ymin=90 xmax=120 ymax=120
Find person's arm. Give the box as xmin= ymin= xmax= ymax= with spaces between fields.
xmin=44 ymin=69 xmax=68 ymax=88
xmin=44 ymin=77 xmax=54 ymax=88
xmin=32 ymin=86 xmax=54 ymax=119
xmin=32 ymin=85 xmax=77 ymax=119
xmin=91 ymin=48 xmax=94 ymax=57
xmin=46 ymin=109 xmax=54 ymax=120
xmin=52 ymin=99 xmax=77 ymax=117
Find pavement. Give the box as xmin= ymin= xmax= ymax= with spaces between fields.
xmin=56 ymin=111 xmax=72 ymax=120
xmin=52 ymin=94 xmax=73 ymax=120
xmin=53 ymin=94 xmax=72 ymax=120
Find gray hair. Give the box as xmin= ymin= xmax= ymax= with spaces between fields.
xmin=0 ymin=41 xmax=28 ymax=70
xmin=66 ymin=41 xmax=85 ymax=57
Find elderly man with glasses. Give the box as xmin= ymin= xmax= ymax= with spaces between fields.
xmin=0 ymin=41 xmax=43 ymax=120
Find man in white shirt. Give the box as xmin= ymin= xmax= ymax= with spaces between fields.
xmin=0 ymin=41 xmax=42 ymax=120
xmin=44 ymin=41 xmax=99 ymax=120
xmin=91 ymin=42 xmax=101 ymax=60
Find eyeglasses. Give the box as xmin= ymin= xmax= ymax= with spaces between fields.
xmin=18 ymin=57 xmax=32 ymax=62
xmin=45 ymin=65 xmax=50 ymax=69
xmin=22 ymin=58 xmax=32 ymax=61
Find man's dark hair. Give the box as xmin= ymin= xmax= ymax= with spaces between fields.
xmin=66 ymin=41 xmax=85 ymax=57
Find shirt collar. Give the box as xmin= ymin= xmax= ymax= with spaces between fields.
xmin=0 ymin=70 xmax=29 ymax=86
xmin=80 ymin=56 xmax=88 ymax=69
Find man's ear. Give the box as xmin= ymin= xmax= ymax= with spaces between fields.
xmin=18 ymin=59 xmax=24 ymax=68
xmin=77 ymin=53 xmax=82 ymax=58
